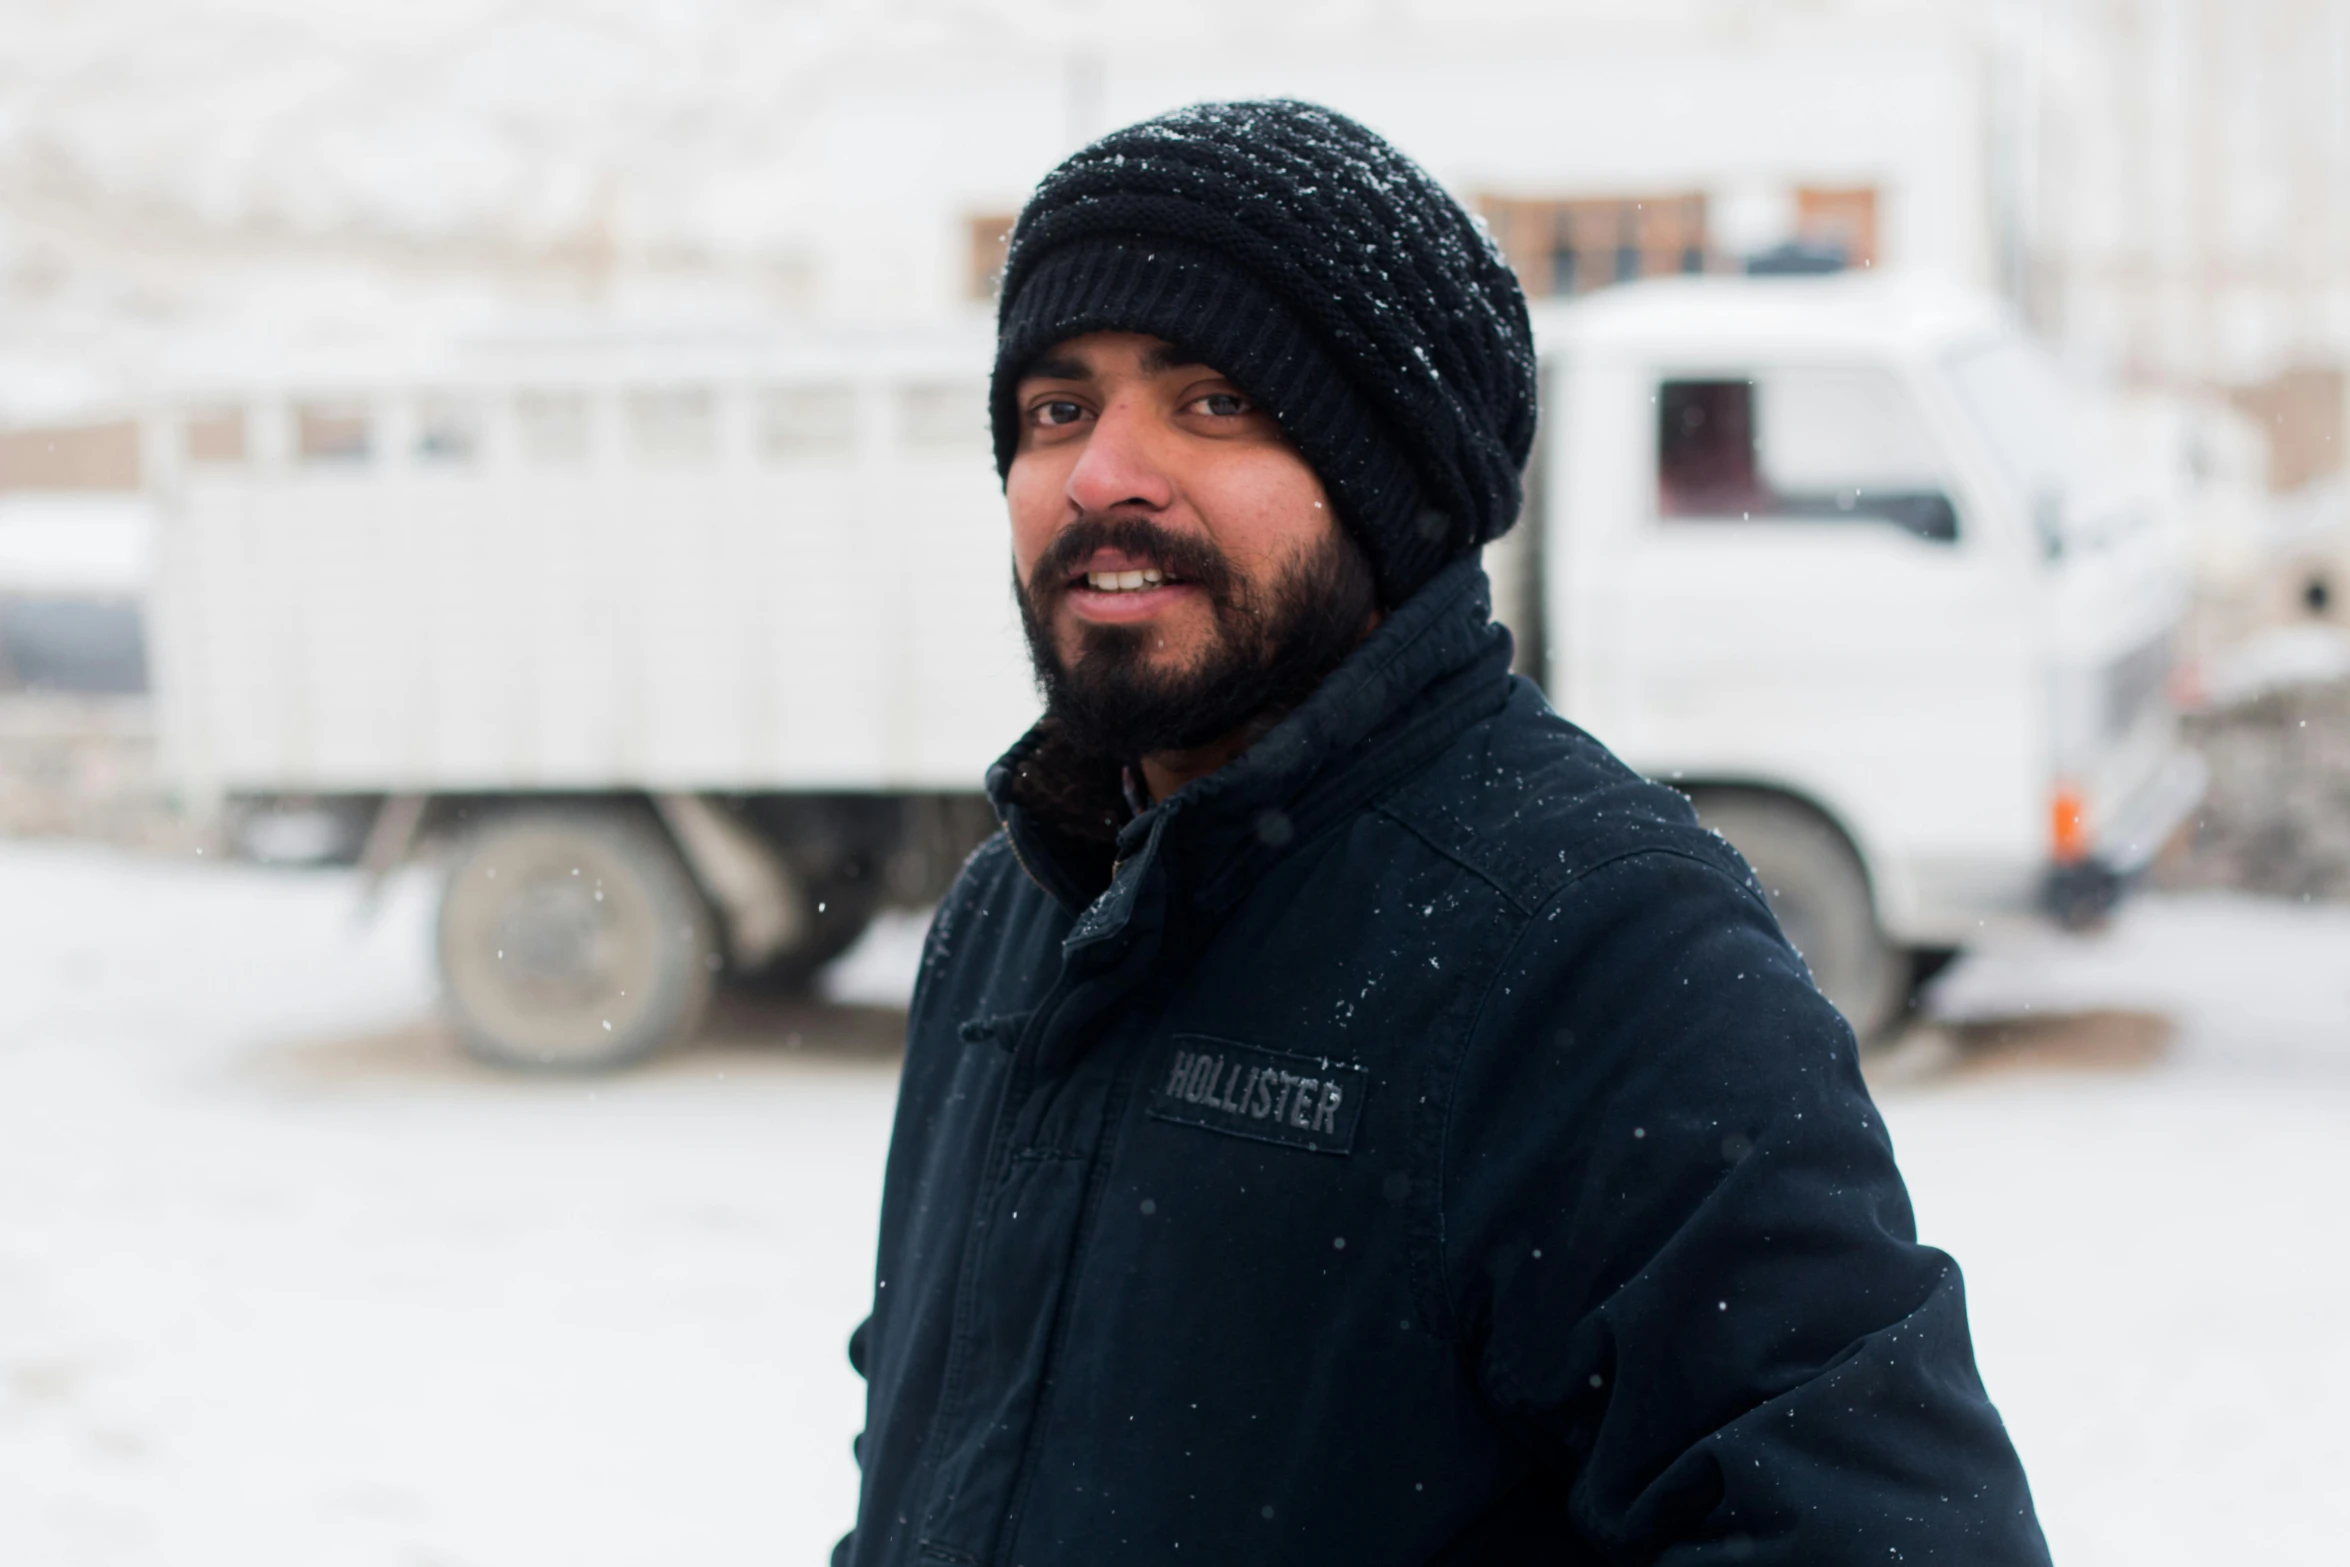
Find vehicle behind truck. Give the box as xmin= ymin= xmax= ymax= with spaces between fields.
xmin=146 ymin=277 xmax=2201 ymax=1068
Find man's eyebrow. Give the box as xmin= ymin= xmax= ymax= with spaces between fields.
xmin=1019 ymin=344 xmax=1217 ymax=384
xmin=1020 ymin=353 xmax=1094 ymax=384
xmin=1139 ymin=342 xmax=1212 ymax=375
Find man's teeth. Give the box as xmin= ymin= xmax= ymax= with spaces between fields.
xmin=1086 ymin=569 xmax=1167 ymax=592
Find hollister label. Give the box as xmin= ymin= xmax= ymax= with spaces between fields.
xmin=1146 ymin=1035 xmax=1368 ymax=1155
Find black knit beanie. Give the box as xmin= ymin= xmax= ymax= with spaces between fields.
xmin=990 ymin=100 xmax=1538 ymax=608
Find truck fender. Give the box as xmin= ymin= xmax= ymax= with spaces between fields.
xmin=355 ymin=792 xmax=429 ymax=917
xmin=1673 ymin=775 xmax=1919 ymax=940
xmin=653 ymin=792 xmax=807 ymax=968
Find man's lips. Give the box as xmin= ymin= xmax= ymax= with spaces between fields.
xmin=1065 ymin=547 xmax=1180 ymax=589
xmin=1058 ymin=546 xmax=1196 ymax=621
xmin=1064 ymin=577 xmax=1197 ymax=624
xmin=1037 ymin=532 xmax=1225 ymax=627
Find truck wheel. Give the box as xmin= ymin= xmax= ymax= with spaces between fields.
xmin=727 ymin=876 xmax=880 ymax=992
xmin=437 ymin=809 xmax=716 ymax=1072
xmin=1688 ymin=791 xmax=1907 ymax=1045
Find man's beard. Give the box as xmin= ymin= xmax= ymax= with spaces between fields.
xmin=1016 ymin=514 xmax=1379 ymax=765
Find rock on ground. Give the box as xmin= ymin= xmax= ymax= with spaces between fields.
xmin=2162 ymin=675 xmax=2350 ymax=901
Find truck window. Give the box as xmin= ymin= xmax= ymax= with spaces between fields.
xmin=761 ymin=386 xmax=856 ymax=460
xmin=415 ymin=396 xmax=483 ymax=465
xmin=1945 ymin=338 xmax=2080 ymax=500
xmin=628 ymin=387 xmax=716 ymax=464
xmin=1945 ymin=337 xmax=2100 ymax=557
xmin=517 ymin=391 xmax=590 ymax=465
xmin=1658 ymin=367 xmax=1958 ymax=543
xmin=295 ymin=401 xmax=371 ymax=465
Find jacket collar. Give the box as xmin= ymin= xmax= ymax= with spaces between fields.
xmin=986 ymin=554 xmax=1515 ymax=923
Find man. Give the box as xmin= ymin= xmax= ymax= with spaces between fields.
xmin=838 ymin=101 xmax=2047 ymax=1565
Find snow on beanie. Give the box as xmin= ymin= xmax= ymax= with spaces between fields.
xmin=989 ymin=99 xmax=1538 ymax=608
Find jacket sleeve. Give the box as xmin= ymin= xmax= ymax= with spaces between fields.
xmin=1439 ymin=846 xmax=2048 ymax=1565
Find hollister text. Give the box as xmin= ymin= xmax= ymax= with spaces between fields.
xmin=1146 ymin=1036 xmax=1368 ymax=1154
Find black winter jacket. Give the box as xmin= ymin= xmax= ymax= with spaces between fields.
xmin=838 ymin=560 xmax=2047 ymax=1566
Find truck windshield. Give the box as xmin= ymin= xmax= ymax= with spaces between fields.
xmin=1945 ymin=336 xmax=2093 ymax=553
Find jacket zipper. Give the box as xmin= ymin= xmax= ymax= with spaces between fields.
xmin=998 ymin=810 xmax=1055 ymax=901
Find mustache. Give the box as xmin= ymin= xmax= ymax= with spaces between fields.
xmin=1025 ymin=514 xmax=1239 ymax=606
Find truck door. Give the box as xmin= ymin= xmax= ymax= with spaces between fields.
xmin=1573 ymin=359 xmax=2039 ymax=943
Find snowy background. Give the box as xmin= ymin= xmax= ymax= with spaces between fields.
xmin=5 ymin=2 xmax=2349 ymax=1561
xmin=1 ymin=839 xmax=2346 ymax=1565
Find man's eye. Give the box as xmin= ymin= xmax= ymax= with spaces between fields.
xmin=1192 ymin=392 xmax=1252 ymax=417
xmin=1030 ymin=399 xmax=1087 ymax=428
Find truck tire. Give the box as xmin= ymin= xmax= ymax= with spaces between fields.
xmin=1687 ymin=790 xmax=1908 ymax=1045
xmin=437 ymin=808 xmax=716 ymax=1072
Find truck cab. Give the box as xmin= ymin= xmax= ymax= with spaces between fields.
xmin=1516 ymin=276 xmax=2204 ymax=1036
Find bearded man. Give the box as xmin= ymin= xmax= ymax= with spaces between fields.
xmin=836 ymin=101 xmax=2048 ymax=1566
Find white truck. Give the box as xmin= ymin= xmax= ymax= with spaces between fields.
xmin=1518 ymin=278 xmax=2202 ymax=1039
xmin=145 ymin=277 xmax=2202 ymax=1068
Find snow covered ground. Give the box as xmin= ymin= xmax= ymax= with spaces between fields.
xmin=1 ymin=840 xmax=2345 ymax=1565
xmin=1897 ymin=897 xmax=2350 ymax=1565
xmin=0 ymin=842 xmax=895 ymax=1566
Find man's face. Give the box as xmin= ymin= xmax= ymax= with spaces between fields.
xmin=1008 ymin=331 xmax=1375 ymax=759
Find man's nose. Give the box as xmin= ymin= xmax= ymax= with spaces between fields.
xmin=1064 ymin=395 xmax=1176 ymax=515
